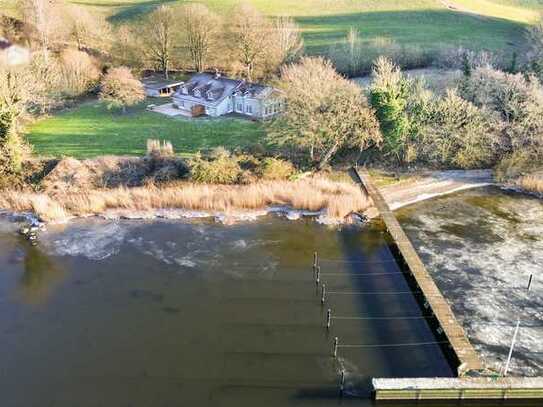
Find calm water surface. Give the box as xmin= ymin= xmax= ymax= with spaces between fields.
xmin=0 ymin=216 xmax=452 ymax=406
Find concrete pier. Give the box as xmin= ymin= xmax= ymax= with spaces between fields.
xmin=352 ymin=167 xmax=483 ymax=376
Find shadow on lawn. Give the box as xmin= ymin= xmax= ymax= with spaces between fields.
xmin=71 ymin=0 xmax=181 ymax=22
xmin=294 ymin=9 xmax=527 ymax=54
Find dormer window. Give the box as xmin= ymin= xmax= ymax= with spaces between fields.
xmin=182 ymin=87 xmax=188 ymax=95
xmin=207 ymin=91 xmax=214 ymax=100
xmin=194 ymin=89 xmax=201 ymax=97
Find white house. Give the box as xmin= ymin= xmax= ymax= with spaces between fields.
xmin=172 ymin=73 xmax=284 ymax=119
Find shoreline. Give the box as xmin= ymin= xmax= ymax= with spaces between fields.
xmin=1 ymin=169 xmax=540 ymax=227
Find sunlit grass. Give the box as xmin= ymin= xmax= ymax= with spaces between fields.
xmin=25 ymin=100 xmax=265 ymax=158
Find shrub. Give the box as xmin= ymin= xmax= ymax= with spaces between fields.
xmin=99 ymin=67 xmax=145 ymax=113
xmin=59 ymin=49 xmax=100 ymax=97
xmin=414 ymin=90 xmax=501 ymax=169
xmin=461 ymin=67 xmax=543 ymax=156
xmin=146 ymin=139 xmax=174 ymax=157
xmin=257 ymin=158 xmax=295 ymax=180
xmin=189 ymin=152 xmax=242 ymax=184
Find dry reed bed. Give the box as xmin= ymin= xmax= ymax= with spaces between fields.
xmin=517 ymin=174 xmax=543 ymax=195
xmin=0 ymin=177 xmax=371 ymax=222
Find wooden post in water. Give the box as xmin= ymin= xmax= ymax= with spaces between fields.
xmin=527 ymin=274 xmax=533 ymax=291
xmin=339 ymin=369 xmax=345 ymax=395
xmin=315 ymin=266 xmax=320 ymax=286
xmin=326 ymin=308 xmax=332 ymax=329
xmin=321 ymin=284 xmax=326 ymax=304
xmin=333 ymin=337 xmax=339 ymax=358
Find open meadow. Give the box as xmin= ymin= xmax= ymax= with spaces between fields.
xmin=3 ymin=0 xmax=539 ymax=54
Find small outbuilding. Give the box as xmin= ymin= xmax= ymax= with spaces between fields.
xmin=142 ymin=77 xmax=185 ymax=97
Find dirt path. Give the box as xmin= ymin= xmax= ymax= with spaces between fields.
xmin=365 ymin=170 xmax=494 ymax=218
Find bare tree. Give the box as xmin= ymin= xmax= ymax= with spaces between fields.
xmin=99 ymin=67 xmax=145 ymax=113
xmin=140 ymin=5 xmax=178 ymax=78
xmin=59 ymin=49 xmax=100 ymax=96
xmin=180 ymin=4 xmax=220 ymax=72
xmin=65 ymin=5 xmax=111 ymax=52
xmin=270 ymin=57 xmax=382 ymax=168
xmin=273 ymin=16 xmax=303 ymax=65
xmin=111 ymin=25 xmax=143 ymax=69
xmin=228 ymin=3 xmax=271 ymax=81
xmin=20 ymin=0 xmax=66 ymax=58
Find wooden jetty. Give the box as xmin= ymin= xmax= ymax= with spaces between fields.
xmin=351 ymin=167 xmax=483 ymax=376
xmin=350 ymin=167 xmax=543 ymax=401
xmin=373 ymin=377 xmax=543 ymax=400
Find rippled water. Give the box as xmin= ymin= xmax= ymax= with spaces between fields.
xmin=398 ymin=186 xmax=543 ymax=377
xmin=1 ymin=185 xmax=540 ymax=406
xmin=0 ymin=216 xmax=451 ymax=406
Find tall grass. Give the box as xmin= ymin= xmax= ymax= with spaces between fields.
xmin=517 ymin=174 xmax=543 ymax=194
xmin=0 ymin=177 xmax=371 ymax=222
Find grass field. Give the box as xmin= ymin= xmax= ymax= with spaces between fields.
xmin=26 ymin=100 xmax=266 ymax=158
xmin=67 ymin=0 xmax=540 ymax=54
xmin=4 ymin=0 xmax=539 ymax=54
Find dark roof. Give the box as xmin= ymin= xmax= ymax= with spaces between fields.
xmin=0 ymin=38 xmax=11 ymax=50
xmin=142 ymin=77 xmax=184 ymax=90
xmin=173 ymin=73 xmax=276 ymax=107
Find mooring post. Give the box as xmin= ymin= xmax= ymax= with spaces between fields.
xmin=339 ymin=369 xmax=345 ymax=395
xmin=503 ymin=319 xmax=521 ymax=377
xmin=321 ymin=283 xmax=326 ymax=304
xmin=527 ymin=274 xmax=533 ymax=291
xmin=333 ymin=337 xmax=339 ymax=358
xmin=315 ymin=266 xmax=320 ymax=286
xmin=326 ymin=308 xmax=332 ymax=329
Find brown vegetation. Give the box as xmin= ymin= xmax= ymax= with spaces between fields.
xmin=99 ymin=67 xmax=145 ymax=112
xmin=0 ymin=176 xmax=371 ymax=222
xmin=517 ymin=174 xmax=543 ymax=194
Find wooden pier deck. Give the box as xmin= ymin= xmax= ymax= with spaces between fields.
xmin=351 ymin=168 xmax=484 ymax=376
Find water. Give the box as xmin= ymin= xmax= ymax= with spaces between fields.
xmin=0 ymin=216 xmax=452 ymax=406
xmin=398 ymin=186 xmax=543 ymax=377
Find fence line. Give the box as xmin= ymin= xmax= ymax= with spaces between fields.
xmin=337 ymin=341 xmax=449 ymax=349
xmin=320 ymin=258 xmax=398 ymax=264
xmin=331 ymin=315 xmax=436 ymax=321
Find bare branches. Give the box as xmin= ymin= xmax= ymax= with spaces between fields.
xmin=180 ymin=4 xmax=220 ymax=73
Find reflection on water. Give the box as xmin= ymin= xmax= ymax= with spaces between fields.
xmin=19 ymin=245 xmax=66 ymax=304
xmin=0 ymin=207 xmax=540 ymax=407
xmin=0 ymin=216 xmax=453 ymax=406
xmin=398 ymin=186 xmax=543 ymax=376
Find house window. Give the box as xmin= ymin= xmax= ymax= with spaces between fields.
xmin=179 ymin=100 xmax=184 ymax=107
xmin=237 ymin=103 xmax=243 ymax=112
xmin=246 ymin=105 xmax=252 ymax=115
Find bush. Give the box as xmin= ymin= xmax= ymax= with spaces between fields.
xmin=189 ymin=151 xmax=242 ymax=184
xmin=461 ymin=67 xmax=543 ymax=158
xmin=59 ymin=49 xmax=100 ymax=97
xmin=413 ymin=90 xmax=501 ymax=169
xmin=257 ymin=158 xmax=295 ymax=180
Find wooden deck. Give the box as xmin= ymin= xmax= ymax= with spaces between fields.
xmin=373 ymin=377 xmax=543 ymax=400
xmin=351 ymin=168 xmax=484 ymax=376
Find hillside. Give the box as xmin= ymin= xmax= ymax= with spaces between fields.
xmin=3 ymin=0 xmax=540 ymax=56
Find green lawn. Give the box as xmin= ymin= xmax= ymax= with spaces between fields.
xmin=4 ymin=0 xmax=538 ymax=55
xmin=26 ymin=100 xmax=266 ymax=158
